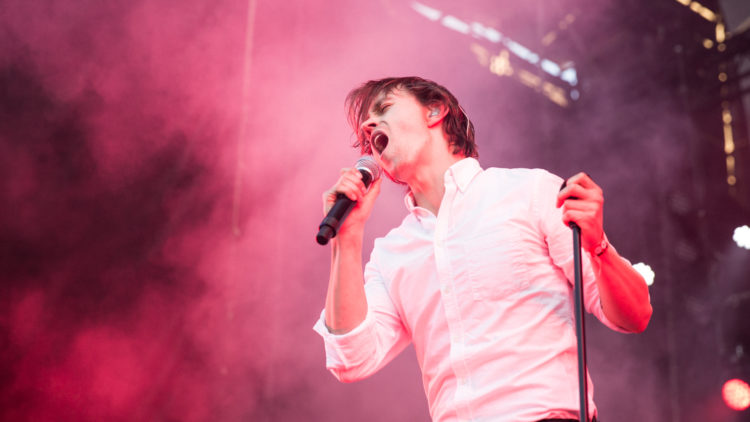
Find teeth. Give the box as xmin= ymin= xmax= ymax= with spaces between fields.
xmin=372 ymin=132 xmax=388 ymax=153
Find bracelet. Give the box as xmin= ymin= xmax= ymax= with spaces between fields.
xmin=594 ymin=234 xmax=609 ymax=256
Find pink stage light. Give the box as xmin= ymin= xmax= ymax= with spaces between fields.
xmin=722 ymin=378 xmax=750 ymax=411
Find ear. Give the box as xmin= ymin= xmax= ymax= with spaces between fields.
xmin=426 ymin=104 xmax=448 ymax=128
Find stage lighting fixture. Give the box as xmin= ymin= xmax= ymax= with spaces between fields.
xmin=673 ymin=0 xmax=718 ymax=23
xmin=733 ymin=226 xmax=750 ymax=249
xmin=721 ymin=102 xmax=738 ymax=188
xmin=541 ymin=82 xmax=568 ymax=108
xmin=412 ymin=1 xmax=583 ymax=108
xmin=411 ymin=2 xmax=579 ymax=88
xmin=632 ymin=263 xmax=655 ymax=286
xmin=488 ymin=48 xmax=513 ymax=77
xmin=716 ymin=22 xmax=726 ymax=43
xmin=722 ymin=378 xmax=750 ymax=411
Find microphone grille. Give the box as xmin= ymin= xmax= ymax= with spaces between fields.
xmin=355 ymin=156 xmax=381 ymax=181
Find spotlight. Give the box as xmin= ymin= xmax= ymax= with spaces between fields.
xmin=722 ymin=378 xmax=750 ymax=411
xmin=632 ymin=262 xmax=655 ymax=286
xmin=733 ymin=226 xmax=750 ymax=249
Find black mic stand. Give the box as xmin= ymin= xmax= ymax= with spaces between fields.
xmin=570 ymin=221 xmax=589 ymax=422
xmin=560 ymin=178 xmax=589 ymax=422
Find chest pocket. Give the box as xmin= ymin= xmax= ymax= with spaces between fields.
xmin=463 ymin=220 xmax=534 ymax=301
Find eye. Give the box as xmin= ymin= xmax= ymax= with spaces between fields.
xmin=378 ymin=103 xmax=391 ymax=113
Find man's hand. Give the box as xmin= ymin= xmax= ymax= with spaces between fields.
xmin=556 ymin=172 xmax=605 ymax=254
xmin=557 ymin=172 xmax=653 ymax=332
xmin=322 ymin=167 xmax=382 ymax=237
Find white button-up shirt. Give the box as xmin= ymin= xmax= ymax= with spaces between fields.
xmin=314 ymin=158 xmax=627 ymax=421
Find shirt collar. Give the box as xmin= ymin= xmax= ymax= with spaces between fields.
xmin=404 ymin=157 xmax=483 ymax=213
xmin=445 ymin=157 xmax=482 ymax=193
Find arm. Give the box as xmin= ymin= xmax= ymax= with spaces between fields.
xmin=315 ymin=169 xmax=410 ymax=382
xmin=588 ymin=241 xmax=652 ymax=333
xmin=326 ymin=231 xmax=368 ymax=333
xmin=557 ymin=172 xmax=652 ymax=333
xmin=322 ymin=168 xmax=382 ymax=333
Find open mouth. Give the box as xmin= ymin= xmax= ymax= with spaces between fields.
xmin=371 ymin=130 xmax=389 ymax=154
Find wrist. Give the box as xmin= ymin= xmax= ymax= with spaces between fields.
xmin=333 ymin=228 xmax=364 ymax=247
xmin=593 ymin=233 xmax=609 ymax=257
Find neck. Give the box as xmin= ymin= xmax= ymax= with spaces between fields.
xmin=409 ymin=153 xmax=464 ymax=215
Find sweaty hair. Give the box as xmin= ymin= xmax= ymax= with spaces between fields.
xmin=345 ymin=76 xmax=478 ymax=158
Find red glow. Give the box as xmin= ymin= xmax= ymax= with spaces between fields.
xmin=723 ymin=379 xmax=750 ymax=411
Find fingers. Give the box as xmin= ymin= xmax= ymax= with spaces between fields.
xmin=561 ymin=209 xmax=586 ymax=227
xmin=339 ymin=178 xmax=365 ymax=201
xmin=567 ymin=172 xmax=597 ymax=189
xmin=560 ymin=199 xmax=598 ymax=212
xmin=556 ymin=173 xmax=602 ymax=208
xmin=336 ymin=168 xmax=367 ymax=199
xmin=560 ymin=209 xmax=601 ymax=236
xmin=558 ymin=172 xmax=606 ymax=253
xmin=562 ymin=208 xmax=605 ymax=251
xmin=359 ymin=176 xmax=382 ymax=208
xmin=322 ymin=168 xmax=373 ymax=215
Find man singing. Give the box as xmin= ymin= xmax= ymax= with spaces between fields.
xmin=313 ymin=76 xmax=652 ymax=421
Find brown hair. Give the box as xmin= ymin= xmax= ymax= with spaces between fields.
xmin=345 ymin=77 xmax=478 ymax=158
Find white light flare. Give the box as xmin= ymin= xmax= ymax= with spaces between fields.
xmin=560 ymin=68 xmax=578 ymax=86
xmin=471 ymin=22 xmax=502 ymax=43
xmin=541 ymin=59 xmax=561 ymax=77
xmin=504 ymin=39 xmax=539 ymax=64
xmin=442 ymin=15 xmax=470 ymax=34
xmin=633 ymin=262 xmax=655 ymax=286
xmin=733 ymin=225 xmax=750 ymax=249
xmin=412 ymin=2 xmax=441 ymax=21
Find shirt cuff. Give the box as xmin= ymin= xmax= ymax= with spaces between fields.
xmin=312 ymin=308 xmax=377 ymax=368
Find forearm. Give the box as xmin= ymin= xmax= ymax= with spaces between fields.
xmin=592 ymin=246 xmax=653 ymax=333
xmin=325 ymin=231 xmax=368 ymax=334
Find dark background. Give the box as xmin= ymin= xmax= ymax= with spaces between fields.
xmin=1 ymin=0 xmax=749 ymax=420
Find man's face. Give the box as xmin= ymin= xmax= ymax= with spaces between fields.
xmin=360 ymin=88 xmax=432 ymax=183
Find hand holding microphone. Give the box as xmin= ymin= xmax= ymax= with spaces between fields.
xmin=317 ymin=156 xmax=382 ymax=245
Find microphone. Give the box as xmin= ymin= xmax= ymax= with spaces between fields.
xmin=316 ymin=156 xmax=381 ymax=245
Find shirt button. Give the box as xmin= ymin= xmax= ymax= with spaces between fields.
xmin=442 ymin=285 xmax=452 ymax=295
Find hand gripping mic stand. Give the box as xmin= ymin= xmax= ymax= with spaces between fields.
xmin=561 ymin=180 xmax=589 ymax=422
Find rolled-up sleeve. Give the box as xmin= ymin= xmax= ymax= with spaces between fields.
xmin=312 ymin=254 xmax=411 ymax=383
